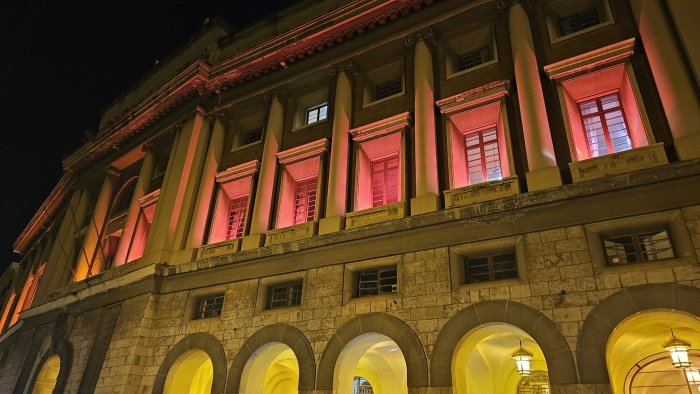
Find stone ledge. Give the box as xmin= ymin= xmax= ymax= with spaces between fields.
xmin=444 ymin=176 xmax=520 ymax=208
xmin=346 ymin=201 xmax=407 ymax=229
xmin=569 ymin=143 xmax=668 ymax=183
xmin=265 ymin=222 xmax=317 ymax=246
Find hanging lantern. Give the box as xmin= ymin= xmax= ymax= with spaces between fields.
xmin=664 ymin=330 xmax=691 ymax=369
xmin=686 ymin=368 xmax=700 ymax=385
xmin=512 ymin=340 xmax=534 ymax=376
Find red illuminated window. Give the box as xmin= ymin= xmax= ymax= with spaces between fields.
xmin=225 ymin=195 xmax=248 ymax=240
xmin=0 ymin=292 xmax=15 ymax=332
xmin=464 ymin=127 xmax=502 ymax=185
xmin=579 ymin=93 xmax=632 ymax=158
xmin=294 ymin=177 xmax=317 ymax=224
xmin=371 ymin=154 xmax=400 ymax=207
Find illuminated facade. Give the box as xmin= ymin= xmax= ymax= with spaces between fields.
xmin=1 ymin=0 xmax=700 ymax=393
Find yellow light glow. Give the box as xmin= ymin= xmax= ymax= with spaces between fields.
xmin=240 ymin=342 xmax=299 ymax=394
xmin=686 ymin=368 xmax=700 ymax=385
xmin=163 ymin=350 xmax=213 ymax=394
xmin=665 ymin=334 xmax=691 ymax=368
xmin=512 ymin=346 xmax=533 ymax=376
xmin=32 ymin=355 xmax=60 ymax=394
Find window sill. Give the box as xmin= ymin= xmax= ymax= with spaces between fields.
xmin=292 ymin=119 xmax=329 ymax=133
xmin=446 ymin=59 xmax=498 ymax=80
xmin=549 ymin=20 xmax=614 ymax=45
xmin=362 ymin=91 xmax=405 ymax=109
xmin=444 ymin=176 xmax=520 ymax=208
xmin=265 ymin=222 xmax=317 ymax=246
xmin=594 ymin=257 xmax=695 ymax=276
xmin=346 ymin=201 xmax=407 ymax=229
xmin=345 ymin=291 xmax=399 ymax=305
xmin=230 ymin=140 xmax=262 ymax=153
xmin=456 ymin=277 xmax=526 ymax=292
xmin=197 ymin=238 xmax=240 ymax=259
xmin=258 ymin=305 xmax=301 ymax=317
xmin=569 ymin=143 xmax=668 ymax=182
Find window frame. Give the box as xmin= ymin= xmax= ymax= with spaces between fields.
xmin=357 ymin=266 xmax=398 ymax=297
xmin=463 ymin=252 xmax=518 ymax=284
xmin=194 ymin=294 xmax=225 ymax=320
xmin=544 ymin=0 xmax=615 ymax=44
xmin=602 ymin=229 xmax=675 ymax=266
xmin=268 ymin=282 xmax=303 ymax=310
xmin=362 ymin=58 xmax=406 ymax=107
xmin=343 ymin=255 xmax=402 ymax=303
xmin=577 ymin=92 xmax=634 ymax=158
xmin=584 ymin=210 xmax=697 ymax=274
xmin=305 ymin=103 xmax=329 ymax=125
xmin=207 ymin=161 xmax=258 ymax=245
xmin=449 ymin=236 xmax=527 ymax=291
xmin=445 ymin=24 xmax=498 ymax=79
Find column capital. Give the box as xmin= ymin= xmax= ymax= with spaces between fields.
xmin=142 ymin=140 xmax=160 ymax=153
xmin=104 ymin=166 xmax=120 ymax=178
xmin=497 ymin=0 xmax=515 ymax=10
xmin=264 ymin=87 xmax=289 ymax=101
xmin=328 ymin=60 xmax=355 ymax=77
xmin=206 ymin=111 xmax=226 ymax=123
xmin=405 ymin=28 xmax=436 ymax=47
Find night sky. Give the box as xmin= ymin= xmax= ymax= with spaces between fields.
xmin=0 ymin=0 xmax=298 ymax=271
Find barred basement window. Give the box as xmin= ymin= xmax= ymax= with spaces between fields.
xmin=195 ymin=295 xmax=224 ymax=319
xmin=306 ymin=104 xmax=328 ymax=125
xmin=358 ymin=267 xmax=397 ymax=297
xmin=269 ymin=282 xmax=302 ymax=309
xmin=603 ymin=230 xmax=674 ymax=266
xmin=375 ymin=79 xmax=402 ymax=100
xmin=245 ymin=129 xmax=263 ymax=144
xmin=458 ymin=47 xmax=491 ymax=72
xmin=559 ymin=8 xmax=600 ymax=36
xmin=465 ymin=252 xmax=517 ymax=284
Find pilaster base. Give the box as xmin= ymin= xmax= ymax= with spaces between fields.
xmin=319 ymin=215 xmax=345 ymax=235
xmin=675 ymin=133 xmax=700 ymax=160
xmin=241 ymin=233 xmax=265 ymax=251
xmin=410 ymin=193 xmax=440 ymax=216
xmin=170 ymin=248 xmax=198 ymax=265
xmin=139 ymin=249 xmax=173 ymax=266
xmin=525 ymin=166 xmax=562 ymax=191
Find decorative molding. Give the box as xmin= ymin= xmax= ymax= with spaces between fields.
xmin=404 ymin=28 xmax=434 ymax=47
xmin=569 ymin=143 xmax=668 ymax=183
xmin=328 ymin=60 xmax=355 ymax=76
xmin=350 ymin=112 xmax=412 ymax=142
xmin=263 ymin=87 xmax=290 ymax=101
xmin=215 ymin=160 xmax=260 ymax=184
xmin=197 ymin=239 xmax=240 ymax=260
xmin=138 ymin=189 xmax=160 ymax=208
xmin=265 ymin=222 xmax=317 ymax=246
xmin=543 ymin=38 xmax=636 ymax=80
xmin=277 ymin=138 xmax=329 ymax=165
xmin=444 ymin=177 xmax=520 ymax=208
xmin=436 ymin=80 xmax=510 ymax=115
xmin=346 ymin=201 xmax=407 ymax=229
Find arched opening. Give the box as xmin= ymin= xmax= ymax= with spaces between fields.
xmin=32 ymin=355 xmax=60 ymax=394
xmin=240 ymin=342 xmax=299 ymax=394
xmin=606 ymin=310 xmax=700 ymax=393
xmin=334 ymin=333 xmax=407 ymax=394
xmin=163 ymin=349 xmax=214 ymax=394
xmin=452 ymin=323 xmax=549 ymax=394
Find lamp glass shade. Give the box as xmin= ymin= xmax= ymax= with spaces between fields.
xmin=686 ymin=368 xmax=700 ymax=385
xmin=512 ymin=347 xmax=533 ymax=376
xmin=665 ymin=337 xmax=691 ymax=368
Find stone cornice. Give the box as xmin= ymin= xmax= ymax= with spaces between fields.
xmin=277 ymin=138 xmax=329 ymax=165
xmin=350 ymin=112 xmax=412 ymax=142
xmin=543 ymin=38 xmax=636 ymax=80
xmin=13 ymin=173 xmax=76 ymax=254
xmin=436 ymin=80 xmax=510 ymax=115
xmin=62 ymin=0 xmax=437 ymax=174
xmin=215 ymin=160 xmax=260 ymax=184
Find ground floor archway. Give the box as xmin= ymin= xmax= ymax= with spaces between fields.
xmin=334 ymin=333 xmax=407 ymax=394
xmin=164 ymin=349 xmax=214 ymax=394
xmin=240 ymin=342 xmax=299 ymax=394
xmin=452 ymin=323 xmax=549 ymax=394
xmin=31 ymin=354 xmax=60 ymax=394
xmin=607 ymin=310 xmax=700 ymax=393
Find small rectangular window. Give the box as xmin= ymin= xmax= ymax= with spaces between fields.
xmin=578 ymin=93 xmax=632 ymax=158
xmin=306 ymin=104 xmax=328 ymax=125
xmin=464 ymin=127 xmax=502 ymax=185
xmin=559 ymin=8 xmax=600 ymax=36
xmin=226 ymin=195 xmax=248 ymax=240
xmin=458 ymin=47 xmax=492 ymax=71
xmin=245 ymin=129 xmax=263 ymax=144
xmin=269 ymin=282 xmax=302 ymax=309
xmin=195 ymin=295 xmax=224 ymax=319
xmin=375 ymin=79 xmax=402 ymax=100
xmin=604 ymin=230 xmax=674 ymax=266
xmin=293 ymin=177 xmax=317 ymax=225
xmin=371 ymin=154 xmax=400 ymax=207
xmin=358 ymin=267 xmax=397 ymax=297
xmin=464 ymin=252 xmax=517 ymax=284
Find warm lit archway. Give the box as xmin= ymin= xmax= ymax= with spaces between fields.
xmin=31 ymin=355 xmax=60 ymax=394
xmin=334 ymin=333 xmax=408 ymax=394
xmin=240 ymin=342 xmax=299 ymax=393
xmin=606 ymin=310 xmax=700 ymax=394
xmin=452 ymin=323 xmax=549 ymax=394
xmin=163 ymin=349 xmax=214 ymax=394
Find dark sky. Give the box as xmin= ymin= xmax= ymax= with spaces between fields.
xmin=0 ymin=0 xmax=298 ymax=271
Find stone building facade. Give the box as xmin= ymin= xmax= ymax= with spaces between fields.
xmin=1 ymin=0 xmax=700 ymax=393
